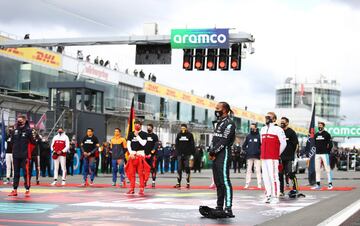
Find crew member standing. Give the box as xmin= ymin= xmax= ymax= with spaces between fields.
xmin=51 ymin=128 xmax=69 ymax=186
xmin=260 ymin=112 xmax=287 ymax=204
xmin=145 ymin=124 xmax=158 ymax=188
xmin=125 ymin=120 xmax=148 ymax=196
xmin=208 ymin=102 xmax=236 ymax=218
xmin=174 ymin=124 xmax=195 ymax=189
xmin=80 ymin=128 xmax=99 ymax=186
xmin=242 ymin=123 xmax=262 ymax=189
xmin=4 ymin=125 xmax=14 ymax=184
xmin=312 ymin=122 xmax=333 ymax=190
xmin=110 ymin=128 xmax=127 ymax=187
xmin=8 ymin=115 xmax=36 ymax=197
xmin=279 ymin=117 xmax=299 ymax=196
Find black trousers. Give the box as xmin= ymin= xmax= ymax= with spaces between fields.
xmin=156 ymin=156 xmax=164 ymax=174
xmin=13 ymin=157 xmax=31 ymax=190
xmin=66 ymin=156 xmax=74 ymax=176
xmin=30 ymin=156 xmax=40 ymax=182
xmin=170 ymin=157 xmax=176 ymax=173
xmin=177 ymin=155 xmax=190 ymax=184
xmin=40 ymin=156 xmax=52 ymax=177
xmin=213 ymin=148 xmax=233 ymax=209
xmin=193 ymin=156 xmax=202 ymax=173
xmin=163 ymin=156 xmax=170 ymax=172
xmin=232 ymin=156 xmax=242 ymax=173
xmin=146 ymin=155 xmax=157 ymax=181
xmin=279 ymin=160 xmax=298 ymax=193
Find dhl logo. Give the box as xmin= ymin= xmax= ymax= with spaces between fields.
xmin=146 ymin=83 xmax=160 ymax=93
xmin=1 ymin=48 xmax=23 ymax=56
xmin=34 ymin=51 xmax=58 ymax=65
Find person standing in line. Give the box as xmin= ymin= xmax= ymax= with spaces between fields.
xmin=125 ymin=120 xmax=148 ymax=196
xmin=260 ymin=112 xmax=287 ymax=204
xmin=204 ymin=101 xmax=236 ymax=218
xmin=312 ymin=122 xmax=334 ymax=190
xmin=193 ymin=145 xmax=204 ymax=173
xmin=231 ymin=138 xmax=242 ymax=173
xmin=279 ymin=117 xmax=299 ymax=196
xmin=242 ymin=123 xmax=262 ymax=189
xmin=110 ymin=128 xmax=127 ymax=187
xmin=50 ymin=127 xmax=69 ymax=186
xmin=80 ymin=128 xmax=99 ymax=186
xmin=174 ymin=124 xmax=195 ymax=189
xmin=8 ymin=115 xmax=37 ymax=197
xmin=144 ymin=124 xmax=159 ymax=188
xmin=4 ymin=125 xmax=14 ymax=184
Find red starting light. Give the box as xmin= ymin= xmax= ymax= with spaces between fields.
xmin=219 ymin=61 xmax=226 ymax=69
xmin=207 ymin=61 xmax=214 ymax=68
xmin=195 ymin=61 xmax=202 ymax=69
xmin=231 ymin=60 xmax=238 ymax=68
xmin=183 ymin=61 xmax=190 ymax=69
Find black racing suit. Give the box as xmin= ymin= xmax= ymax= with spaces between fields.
xmin=209 ymin=116 xmax=236 ymax=210
xmin=279 ymin=127 xmax=299 ymax=193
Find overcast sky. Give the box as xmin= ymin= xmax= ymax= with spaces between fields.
xmin=1 ymin=0 xmax=360 ymax=127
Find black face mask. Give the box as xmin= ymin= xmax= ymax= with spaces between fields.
xmin=215 ymin=110 xmax=223 ymax=118
xmin=58 ymin=131 xmax=63 ymax=135
xmin=147 ymin=129 xmax=152 ymax=133
xmin=318 ymin=127 xmax=323 ymax=131
xmin=280 ymin=123 xmax=286 ymax=128
xmin=265 ymin=116 xmax=272 ymax=125
xmin=17 ymin=121 xmax=24 ymax=126
xmin=251 ymin=129 xmax=257 ymax=134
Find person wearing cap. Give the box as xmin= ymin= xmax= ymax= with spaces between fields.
xmin=50 ymin=127 xmax=70 ymax=186
xmin=125 ymin=120 xmax=149 ymax=196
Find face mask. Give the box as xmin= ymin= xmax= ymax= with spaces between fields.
xmin=265 ymin=116 xmax=272 ymax=125
xmin=280 ymin=123 xmax=286 ymax=128
xmin=318 ymin=127 xmax=323 ymax=131
xmin=147 ymin=129 xmax=152 ymax=133
xmin=58 ymin=131 xmax=63 ymax=135
xmin=215 ymin=110 xmax=223 ymax=118
xmin=17 ymin=121 xmax=24 ymax=126
xmin=135 ymin=125 xmax=141 ymax=131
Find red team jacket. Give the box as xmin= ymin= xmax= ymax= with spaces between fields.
xmin=260 ymin=123 xmax=287 ymax=160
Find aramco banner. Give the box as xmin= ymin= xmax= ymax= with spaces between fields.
xmin=326 ymin=126 xmax=360 ymax=137
xmin=171 ymin=28 xmax=229 ymax=49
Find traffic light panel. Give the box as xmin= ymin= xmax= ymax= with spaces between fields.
xmin=194 ymin=49 xmax=206 ymax=70
xmin=206 ymin=49 xmax=218 ymax=71
xmin=183 ymin=49 xmax=194 ymax=70
xmin=230 ymin=44 xmax=241 ymax=70
xmin=218 ymin=48 xmax=229 ymax=70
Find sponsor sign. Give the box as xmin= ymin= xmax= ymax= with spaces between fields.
xmin=327 ymin=126 xmax=360 ymax=137
xmin=0 ymin=36 xmax=62 ymax=69
xmin=171 ymin=28 xmax=229 ymax=49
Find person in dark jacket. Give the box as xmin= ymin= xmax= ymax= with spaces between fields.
xmin=156 ymin=141 xmax=164 ymax=175
xmin=242 ymin=123 xmax=262 ymax=189
xmin=193 ymin=145 xmax=204 ymax=173
xmin=312 ymin=122 xmax=333 ymax=190
xmin=145 ymin=124 xmax=159 ymax=187
xmin=4 ymin=125 xmax=14 ymax=184
xmin=8 ymin=115 xmax=37 ymax=197
xmin=30 ymin=131 xmax=41 ymax=185
xmin=174 ymin=124 xmax=195 ymax=189
xmin=231 ymin=140 xmax=242 ymax=173
xmin=67 ymin=138 xmax=77 ymax=176
xmin=39 ymin=137 xmax=52 ymax=177
xmin=170 ymin=144 xmax=177 ymax=173
xmin=163 ymin=143 xmax=172 ymax=173
xmin=279 ymin=117 xmax=299 ymax=195
xmin=205 ymin=101 xmax=236 ymax=218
